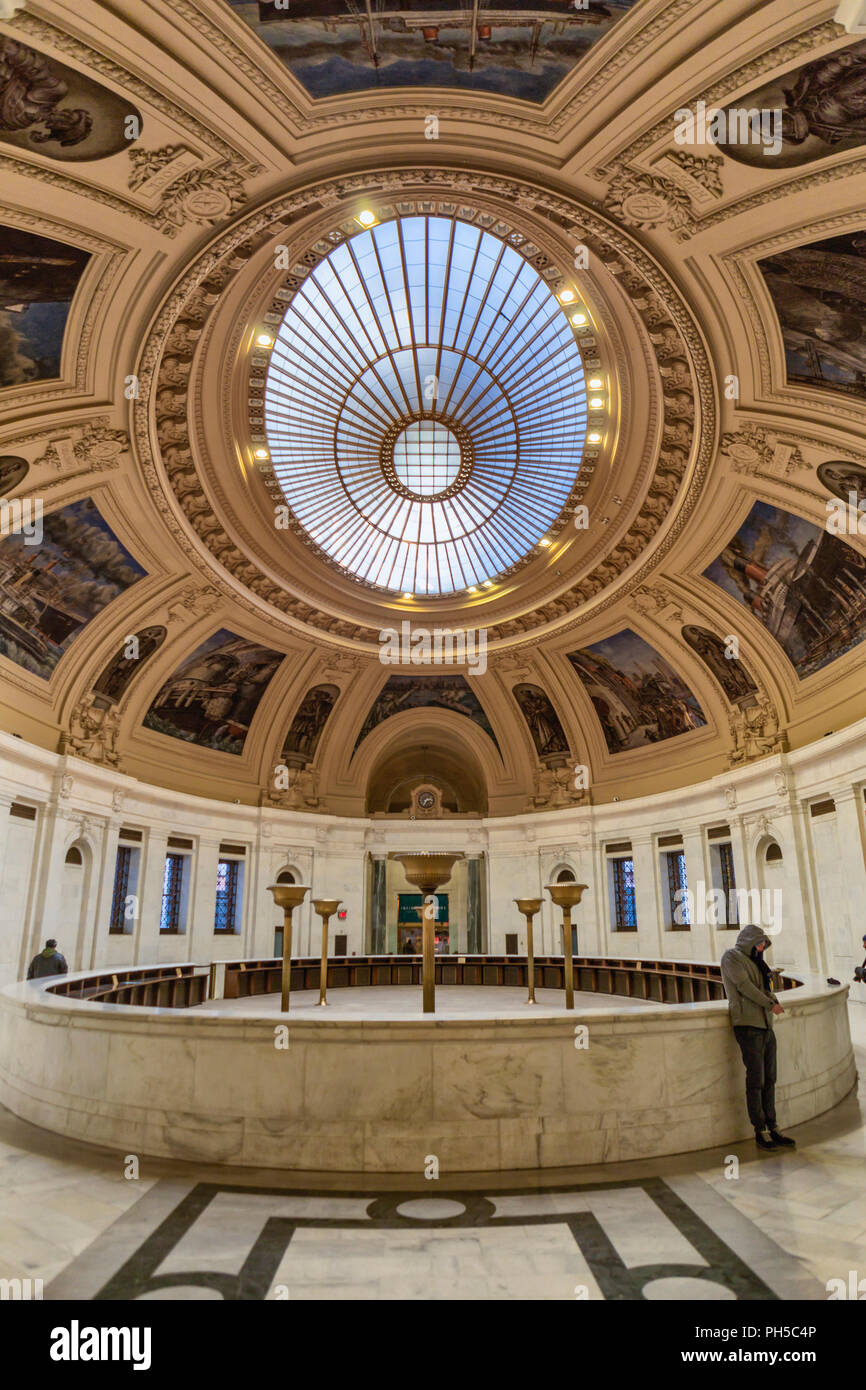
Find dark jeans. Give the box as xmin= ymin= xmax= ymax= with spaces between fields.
xmin=733 ymin=1025 xmax=777 ymax=1131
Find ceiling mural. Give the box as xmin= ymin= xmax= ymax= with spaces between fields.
xmin=0 ymin=2 xmax=865 ymax=807
xmin=758 ymin=231 xmax=866 ymax=401
xmin=279 ymin=682 xmax=339 ymax=764
xmin=703 ymin=501 xmax=866 ymax=681
xmin=0 ymin=498 xmax=145 ymax=680
xmin=92 ymin=626 xmax=168 ymax=705
xmin=512 ymin=682 xmax=570 ymax=757
xmin=142 ymin=630 xmax=285 ymax=755
xmin=0 ymin=455 xmax=28 ymax=494
xmin=353 ymin=673 xmax=500 ymax=752
xmin=818 ymin=459 xmax=866 ymax=514
xmin=225 ymin=0 xmax=642 ymax=104
xmin=567 ymin=630 xmax=706 ymax=754
xmin=0 ymin=227 xmax=89 ymax=388
xmin=680 ymin=625 xmax=759 ymax=707
xmin=716 ymin=38 xmax=866 ymax=169
xmin=0 ymin=36 xmax=142 ymax=161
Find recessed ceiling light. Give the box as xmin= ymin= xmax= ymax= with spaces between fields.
xmin=540 ymin=537 xmax=552 ymax=547
xmin=588 ymin=377 xmax=603 ymax=389
xmin=253 ymin=448 xmax=269 ymax=460
xmin=570 ymin=311 xmax=587 ymax=326
xmin=589 ymin=397 xmax=605 ymax=409
xmin=467 ymin=586 xmax=478 ymax=593
xmin=256 ymin=333 xmax=273 ymax=348
xmin=588 ymin=432 xmax=602 ymax=443
xmin=356 ymin=209 xmax=378 ymax=228
xmin=558 ymin=288 xmax=576 ymax=304
xmin=402 ymin=591 xmax=413 ymax=599
xmin=482 ymin=579 xmax=495 ymax=588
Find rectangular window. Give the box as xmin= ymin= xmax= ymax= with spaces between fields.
xmin=214 ymin=859 xmax=241 ymax=934
xmin=610 ymin=857 xmax=637 ymax=931
xmin=160 ymin=852 xmax=184 ymax=933
xmin=665 ymin=849 xmax=690 ymax=928
xmin=109 ymin=845 xmax=133 ymax=933
xmin=718 ymin=841 xmax=738 ymax=926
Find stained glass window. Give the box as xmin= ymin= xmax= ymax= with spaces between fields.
xmin=264 ymin=215 xmax=588 ymax=594
xmin=612 ymin=857 xmax=637 ymax=931
xmin=214 ymin=858 xmax=240 ymax=934
xmin=160 ymin=852 xmax=184 ymax=933
xmin=109 ymin=845 xmax=132 ymax=933
xmin=719 ymin=841 xmax=738 ymax=925
xmin=665 ymin=849 xmax=690 ymax=927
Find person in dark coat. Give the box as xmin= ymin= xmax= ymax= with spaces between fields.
xmin=26 ymin=938 xmax=68 ymax=979
xmin=720 ymin=924 xmax=796 ymax=1151
xmin=854 ymin=934 xmax=866 ymax=983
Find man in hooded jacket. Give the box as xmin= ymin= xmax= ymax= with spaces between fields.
xmin=26 ymin=938 xmax=68 ymax=979
xmin=720 ymin=923 xmax=796 ymax=1151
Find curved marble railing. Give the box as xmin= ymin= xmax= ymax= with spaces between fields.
xmin=0 ymin=963 xmax=854 ymax=1173
xmin=46 ymin=953 xmax=802 ymax=1007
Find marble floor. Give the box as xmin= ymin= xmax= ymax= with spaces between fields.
xmin=0 ymin=1003 xmax=863 ymax=1301
xmin=195 ymin=984 xmax=659 ymax=1019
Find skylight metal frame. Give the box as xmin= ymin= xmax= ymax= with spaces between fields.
xmin=264 ymin=215 xmax=588 ymax=595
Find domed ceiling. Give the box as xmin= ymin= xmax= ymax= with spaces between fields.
xmin=2 ymin=0 xmax=866 ymax=816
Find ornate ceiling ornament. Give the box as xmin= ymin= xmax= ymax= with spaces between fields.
xmin=136 ymin=166 xmax=715 ymax=651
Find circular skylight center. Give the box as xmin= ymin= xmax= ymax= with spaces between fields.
xmin=392 ymin=420 xmax=462 ymax=498
xmin=264 ymin=214 xmax=589 ymax=595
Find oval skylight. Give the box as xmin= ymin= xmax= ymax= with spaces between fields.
xmin=264 ymin=215 xmax=588 ymax=595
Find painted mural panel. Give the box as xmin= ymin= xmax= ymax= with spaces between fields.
xmin=0 ymin=497 xmax=145 ymax=679
xmin=567 ymin=629 xmax=706 ymax=754
xmin=703 ymin=500 xmax=866 ymax=679
xmin=818 ymin=458 xmax=866 ymax=514
xmin=280 ymin=682 xmax=338 ymax=762
xmin=0 ymin=36 xmax=142 ymax=160
xmin=226 ymin=1 xmax=643 ymax=105
xmin=758 ymin=231 xmax=866 ymax=400
xmin=680 ymin=625 xmax=758 ymax=705
xmin=513 ymin=682 xmax=569 ymax=756
xmin=0 ymin=227 xmax=90 ymax=387
xmin=353 ymin=672 xmax=499 ymax=751
xmin=716 ymin=38 xmax=866 ymax=168
xmin=143 ymin=629 xmax=284 ymax=755
xmin=0 ymin=455 xmax=28 ymax=493
xmin=93 ymin=626 xmax=167 ymax=703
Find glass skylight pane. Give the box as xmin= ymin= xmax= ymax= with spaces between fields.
xmin=264 ymin=215 xmax=588 ymax=595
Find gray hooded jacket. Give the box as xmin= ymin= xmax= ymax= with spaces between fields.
xmin=720 ymin=924 xmax=776 ymax=1029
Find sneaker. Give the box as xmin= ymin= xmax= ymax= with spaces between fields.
xmin=755 ymin=1130 xmax=778 ymax=1150
xmin=769 ymin=1130 xmax=796 ymax=1148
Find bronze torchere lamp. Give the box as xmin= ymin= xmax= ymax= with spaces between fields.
xmin=392 ymin=852 xmax=462 ymax=1013
xmin=311 ymin=898 xmax=342 ymax=1006
xmin=267 ymin=882 xmax=310 ymax=1012
xmin=514 ymin=897 xmax=543 ymax=1004
xmin=544 ymin=882 xmax=588 ymax=1010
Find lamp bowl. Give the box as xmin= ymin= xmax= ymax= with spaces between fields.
xmin=545 ymin=882 xmax=588 ymax=909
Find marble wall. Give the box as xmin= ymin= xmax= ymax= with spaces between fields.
xmin=1 ymin=721 xmax=866 ymax=996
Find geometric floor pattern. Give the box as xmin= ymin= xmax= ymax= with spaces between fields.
xmin=44 ymin=1174 xmax=822 ymax=1302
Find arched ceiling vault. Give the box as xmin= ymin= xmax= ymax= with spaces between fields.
xmin=2 ymin=0 xmax=866 ymax=812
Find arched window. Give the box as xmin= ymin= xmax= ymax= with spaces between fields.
xmin=276 ymin=869 xmax=296 ymax=884
xmin=65 ymin=845 xmax=83 ymax=866
xmin=765 ymin=843 xmax=783 ymax=864
xmin=556 ymin=867 xmax=576 ymax=883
